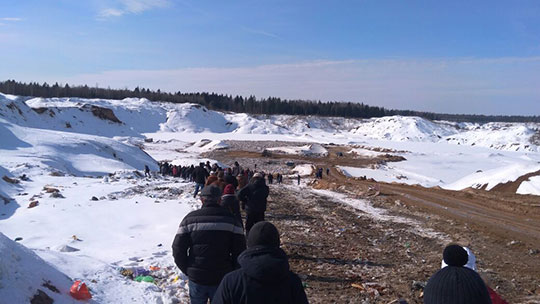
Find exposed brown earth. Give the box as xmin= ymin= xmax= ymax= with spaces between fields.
xmin=206 ymin=141 xmax=540 ymax=304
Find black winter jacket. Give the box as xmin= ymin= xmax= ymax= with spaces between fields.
xmin=193 ymin=166 xmax=209 ymax=184
xmin=237 ymin=178 xmax=269 ymax=214
xmin=172 ymin=203 xmax=246 ymax=285
xmin=212 ymin=246 xmax=309 ymax=304
xmin=224 ymin=174 xmax=239 ymax=189
xmin=220 ymin=194 xmax=242 ymax=225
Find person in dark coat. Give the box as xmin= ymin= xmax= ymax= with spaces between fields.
xmin=193 ymin=162 xmax=209 ymax=198
xmin=172 ymin=185 xmax=246 ymax=304
xmin=424 ymin=244 xmax=492 ymax=304
xmin=144 ymin=164 xmax=151 ymax=177
xmin=221 ymin=184 xmax=243 ymax=228
xmin=237 ymin=173 xmax=269 ymax=234
xmin=212 ymin=221 xmax=309 ymax=304
xmin=224 ymin=173 xmax=239 ymax=189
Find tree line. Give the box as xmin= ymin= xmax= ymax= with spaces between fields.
xmin=0 ymin=79 xmax=538 ymax=123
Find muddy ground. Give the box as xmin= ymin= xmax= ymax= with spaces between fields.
xmin=204 ymin=140 xmax=540 ymax=304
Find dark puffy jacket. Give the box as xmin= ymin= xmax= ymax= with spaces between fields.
xmin=237 ymin=178 xmax=269 ymax=214
xmin=193 ymin=166 xmax=209 ymax=184
xmin=172 ymin=203 xmax=246 ymax=285
xmin=224 ymin=174 xmax=239 ymax=189
xmin=220 ymin=194 xmax=242 ymax=225
xmin=212 ymin=246 xmax=309 ymax=304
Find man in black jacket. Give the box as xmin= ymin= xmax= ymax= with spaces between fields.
xmin=212 ymin=221 xmax=309 ymax=304
xmin=237 ymin=173 xmax=269 ymax=234
xmin=172 ymin=185 xmax=246 ymax=304
xmin=192 ymin=162 xmax=209 ymax=198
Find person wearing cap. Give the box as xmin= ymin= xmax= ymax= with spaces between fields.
xmin=237 ymin=172 xmax=270 ymax=234
xmin=424 ymin=244 xmax=492 ymax=304
xmin=172 ymin=185 xmax=246 ymax=304
xmin=221 ymin=184 xmax=243 ymax=228
xmin=439 ymin=245 xmax=509 ymax=304
xmin=212 ymin=221 xmax=309 ymax=304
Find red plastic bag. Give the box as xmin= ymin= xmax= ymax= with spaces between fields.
xmin=70 ymin=280 xmax=92 ymax=300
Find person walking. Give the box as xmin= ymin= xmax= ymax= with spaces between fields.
xmin=424 ymin=244 xmax=492 ymax=304
xmin=144 ymin=164 xmax=151 ymax=178
xmin=212 ymin=221 xmax=309 ymax=304
xmin=193 ymin=162 xmax=209 ymax=198
xmin=237 ymin=173 xmax=269 ymax=234
xmin=221 ymin=184 xmax=243 ymax=228
xmin=172 ymin=185 xmax=246 ymax=304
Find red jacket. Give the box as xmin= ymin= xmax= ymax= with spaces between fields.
xmin=488 ymin=287 xmax=509 ymax=304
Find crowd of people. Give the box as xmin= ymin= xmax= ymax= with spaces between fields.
xmin=169 ymin=160 xmax=308 ymax=303
xmin=148 ymin=160 xmax=509 ymax=303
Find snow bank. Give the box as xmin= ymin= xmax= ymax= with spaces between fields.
xmin=0 ymin=120 xmax=157 ymax=176
xmin=351 ymin=116 xmax=456 ymax=142
xmin=348 ymin=147 xmax=384 ymax=158
xmin=161 ymin=104 xmax=236 ymax=133
xmin=267 ymin=143 xmax=328 ymax=156
xmin=517 ymin=176 xmax=540 ymax=196
xmin=444 ymin=123 xmax=539 ymax=152
xmin=292 ymin=164 xmax=314 ymax=176
xmin=184 ymin=139 xmax=229 ymax=153
xmin=0 ymin=232 xmax=76 ymax=304
xmin=338 ymin=165 xmax=441 ymax=186
xmin=445 ymin=163 xmax=540 ymax=191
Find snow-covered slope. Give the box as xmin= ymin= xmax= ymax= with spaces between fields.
xmin=3 ymin=93 xmax=538 ymax=153
xmin=1 ymin=118 xmax=157 ymax=176
xmin=0 ymin=232 xmax=76 ymax=304
xmin=351 ymin=116 xmax=457 ymax=142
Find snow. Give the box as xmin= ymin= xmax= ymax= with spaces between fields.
xmin=1 ymin=92 xmax=540 ymax=302
xmin=351 ymin=116 xmax=456 ymax=142
xmin=292 ymin=164 xmax=315 ymax=176
xmin=446 ymin=163 xmax=540 ymax=191
xmin=0 ymin=232 xmax=77 ymax=304
xmin=517 ymin=176 xmax=540 ymax=196
xmin=267 ymin=143 xmax=328 ymax=156
xmin=348 ymin=147 xmax=384 ymax=158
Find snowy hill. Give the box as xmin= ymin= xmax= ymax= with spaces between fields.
xmin=351 ymin=116 xmax=457 ymax=142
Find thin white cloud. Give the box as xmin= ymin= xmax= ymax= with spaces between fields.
xmin=242 ymin=27 xmax=279 ymax=39
xmin=57 ymin=57 xmax=540 ymax=115
xmin=99 ymin=0 xmax=170 ymax=18
xmin=0 ymin=17 xmax=23 ymax=22
xmin=99 ymin=8 xmax=125 ymax=18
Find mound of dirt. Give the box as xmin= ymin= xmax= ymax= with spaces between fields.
xmin=88 ymin=105 xmax=122 ymax=124
xmin=490 ymin=170 xmax=540 ymax=194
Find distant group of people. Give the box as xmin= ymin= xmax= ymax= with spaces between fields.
xmin=314 ymin=167 xmax=330 ymax=179
xmin=172 ymin=160 xmax=309 ymax=303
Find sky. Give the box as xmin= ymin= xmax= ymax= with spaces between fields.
xmin=0 ymin=0 xmax=539 ymax=115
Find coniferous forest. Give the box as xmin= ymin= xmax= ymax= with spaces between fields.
xmin=0 ymin=79 xmax=538 ymax=123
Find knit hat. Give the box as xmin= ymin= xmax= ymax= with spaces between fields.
xmin=223 ymin=184 xmax=235 ymax=195
xmin=424 ymin=244 xmax=491 ymax=304
xmin=441 ymin=246 xmax=477 ymax=271
xmin=205 ymin=175 xmax=218 ymax=186
xmin=247 ymin=221 xmax=280 ymax=248
xmin=200 ymin=185 xmax=221 ymax=202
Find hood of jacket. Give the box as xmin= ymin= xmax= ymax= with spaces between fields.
xmin=238 ymin=246 xmax=290 ymax=284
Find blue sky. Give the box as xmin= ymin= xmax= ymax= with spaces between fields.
xmin=1 ymin=0 xmax=539 ymax=115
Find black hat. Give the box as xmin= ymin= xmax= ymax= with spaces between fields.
xmin=247 ymin=221 xmax=280 ymax=248
xmin=424 ymin=244 xmax=492 ymax=304
xmin=200 ymin=185 xmax=221 ymax=201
